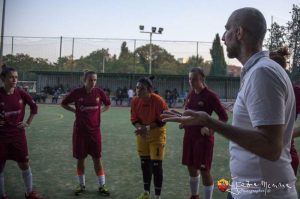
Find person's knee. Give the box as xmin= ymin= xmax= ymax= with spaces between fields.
xmin=200 ymin=169 xmax=211 ymax=177
xmin=140 ymin=156 xmax=151 ymax=167
xmin=188 ymin=166 xmax=200 ymax=177
xmin=92 ymin=157 xmax=101 ymax=163
xmin=18 ymin=162 xmax=29 ymax=170
xmin=77 ymin=159 xmax=85 ymax=168
xmin=152 ymin=160 xmax=162 ymax=170
xmin=200 ymin=170 xmax=213 ymax=185
xmin=92 ymin=157 xmax=103 ymax=167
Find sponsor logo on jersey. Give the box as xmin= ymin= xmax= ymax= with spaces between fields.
xmin=198 ymin=101 xmax=204 ymax=106
xmin=5 ymin=109 xmax=21 ymax=116
xmin=79 ymin=105 xmax=98 ymax=112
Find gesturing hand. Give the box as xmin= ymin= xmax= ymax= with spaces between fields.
xmin=161 ymin=109 xmax=210 ymax=126
xmin=135 ymin=125 xmax=149 ymax=137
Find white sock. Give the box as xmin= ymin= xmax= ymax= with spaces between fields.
xmin=78 ymin=175 xmax=85 ymax=186
xmin=0 ymin=172 xmax=5 ymax=197
xmin=204 ymin=184 xmax=214 ymax=199
xmin=22 ymin=168 xmax=33 ymax=194
xmin=98 ymin=175 xmax=105 ymax=186
xmin=155 ymin=195 xmax=161 ymax=199
xmin=190 ymin=175 xmax=200 ymax=196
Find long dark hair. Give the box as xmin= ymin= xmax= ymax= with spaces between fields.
xmin=137 ymin=75 xmax=155 ymax=92
xmin=0 ymin=64 xmax=17 ymax=81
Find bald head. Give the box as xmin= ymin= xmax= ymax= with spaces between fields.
xmin=230 ymin=7 xmax=267 ymax=45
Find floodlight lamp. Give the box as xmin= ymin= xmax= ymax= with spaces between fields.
xmin=158 ymin=27 xmax=164 ymax=34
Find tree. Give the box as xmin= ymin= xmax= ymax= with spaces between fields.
xmin=265 ymin=22 xmax=286 ymax=51
xmin=209 ymin=34 xmax=227 ymax=76
xmin=2 ymin=53 xmax=54 ymax=80
xmin=75 ymin=48 xmax=110 ymax=72
xmin=287 ymin=4 xmax=300 ymax=84
xmin=135 ymin=44 xmax=180 ymax=74
xmin=185 ymin=55 xmax=204 ymax=67
xmin=116 ymin=42 xmax=136 ymax=73
xmin=180 ymin=55 xmax=212 ymax=75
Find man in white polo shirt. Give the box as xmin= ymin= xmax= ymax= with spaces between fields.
xmin=161 ymin=7 xmax=298 ymax=199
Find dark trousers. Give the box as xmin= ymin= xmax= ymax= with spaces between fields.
xmin=227 ymin=193 xmax=234 ymax=199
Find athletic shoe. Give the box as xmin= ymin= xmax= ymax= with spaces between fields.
xmin=25 ymin=191 xmax=43 ymax=199
xmin=98 ymin=184 xmax=110 ymax=196
xmin=136 ymin=191 xmax=151 ymax=199
xmin=74 ymin=185 xmax=86 ymax=196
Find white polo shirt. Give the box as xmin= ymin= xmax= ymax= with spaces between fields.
xmin=229 ymin=51 xmax=298 ymax=199
xmin=128 ymin=89 xmax=134 ymax=98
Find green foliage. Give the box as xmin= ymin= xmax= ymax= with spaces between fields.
xmin=287 ymin=4 xmax=300 ymax=84
xmin=209 ymin=34 xmax=227 ymax=76
xmin=3 ymin=41 xmax=213 ymax=76
xmin=264 ymin=4 xmax=300 ymax=84
xmin=180 ymin=55 xmax=211 ymax=75
xmin=135 ymin=44 xmax=180 ymax=74
xmin=265 ymin=22 xmax=286 ymax=51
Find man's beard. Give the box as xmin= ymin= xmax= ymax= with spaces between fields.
xmin=226 ymin=42 xmax=240 ymax=59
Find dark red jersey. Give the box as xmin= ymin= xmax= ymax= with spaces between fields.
xmin=184 ymin=87 xmax=228 ymax=133
xmin=0 ymin=87 xmax=37 ymax=141
xmin=61 ymin=87 xmax=111 ymax=133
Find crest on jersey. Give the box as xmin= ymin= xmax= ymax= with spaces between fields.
xmin=78 ymin=98 xmax=84 ymax=102
xmin=19 ymin=99 xmax=23 ymax=104
xmin=96 ymin=97 xmax=100 ymax=103
xmin=198 ymin=101 xmax=204 ymax=106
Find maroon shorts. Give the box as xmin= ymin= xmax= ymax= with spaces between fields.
xmin=182 ymin=130 xmax=214 ymax=171
xmin=73 ymin=127 xmax=102 ymax=160
xmin=290 ymin=139 xmax=299 ymax=175
xmin=0 ymin=131 xmax=29 ymax=164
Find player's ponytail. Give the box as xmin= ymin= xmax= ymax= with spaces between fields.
xmin=0 ymin=64 xmax=16 ymax=81
xmin=270 ymin=46 xmax=289 ymax=69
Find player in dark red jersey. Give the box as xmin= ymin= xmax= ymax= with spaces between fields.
xmin=61 ymin=70 xmax=111 ymax=196
xmin=178 ymin=67 xmax=228 ymax=199
xmin=0 ymin=65 xmax=43 ymax=199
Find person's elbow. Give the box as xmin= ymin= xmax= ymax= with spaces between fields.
xmin=61 ymin=103 xmax=67 ymax=109
xmin=257 ymin=125 xmax=284 ymax=161
xmin=105 ymin=105 xmax=111 ymax=110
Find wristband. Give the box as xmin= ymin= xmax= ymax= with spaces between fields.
xmin=146 ymin=125 xmax=151 ymax=131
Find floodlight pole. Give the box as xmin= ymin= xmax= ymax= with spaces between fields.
xmin=149 ymin=32 xmax=152 ymax=74
xmin=140 ymin=27 xmax=163 ymax=75
xmin=0 ymin=0 xmax=6 ymax=64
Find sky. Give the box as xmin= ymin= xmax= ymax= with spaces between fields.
xmin=3 ymin=0 xmax=300 ymax=65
